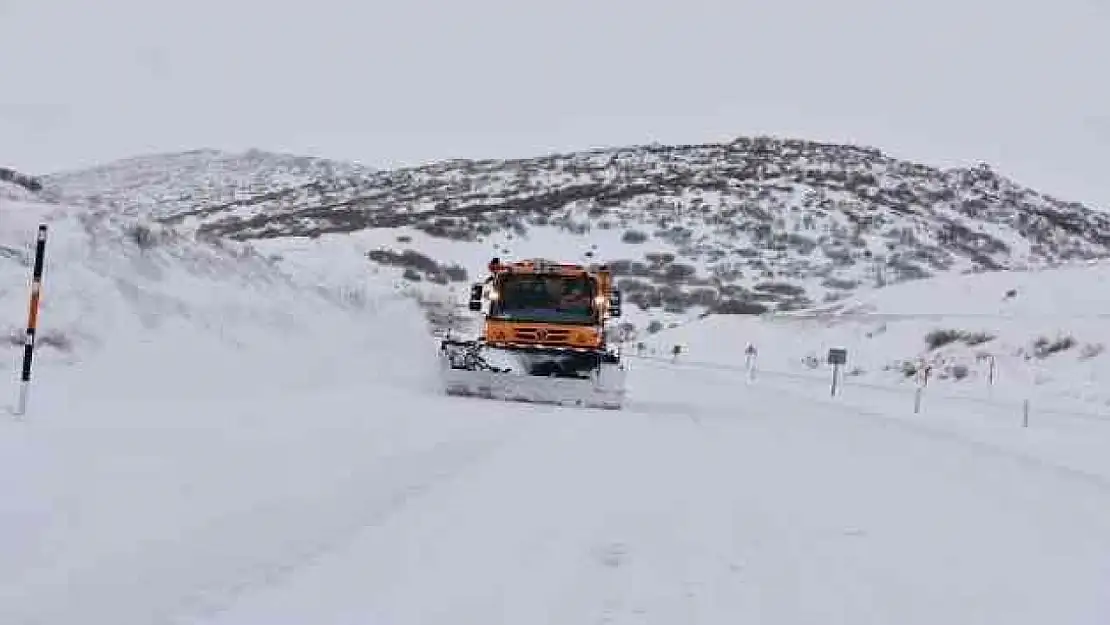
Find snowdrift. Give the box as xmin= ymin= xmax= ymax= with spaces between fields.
xmin=0 ymin=199 xmax=440 ymax=403
xmin=1 ymin=181 xmax=39 ymax=203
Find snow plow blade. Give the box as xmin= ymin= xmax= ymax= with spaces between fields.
xmin=438 ymin=339 xmax=626 ymax=410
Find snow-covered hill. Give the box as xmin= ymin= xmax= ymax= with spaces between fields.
xmin=0 ymin=196 xmax=420 ymax=401
xmin=39 ymin=149 xmax=375 ymax=219
xmin=640 ymin=259 xmax=1110 ymax=411
xmin=39 ymin=137 xmax=1110 ymax=339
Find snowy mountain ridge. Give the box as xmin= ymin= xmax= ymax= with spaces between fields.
xmin=32 ymin=136 xmax=1110 ymax=338
xmin=39 ymin=149 xmax=376 ymax=220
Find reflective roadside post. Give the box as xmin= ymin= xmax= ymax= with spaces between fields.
xmin=827 ymin=347 xmax=847 ymax=396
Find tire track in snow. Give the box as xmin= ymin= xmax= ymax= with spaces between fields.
xmin=1 ymin=418 xmax=531 ymax=625
xmin=192 ymin=403 xmax=754 ymax=625
xmin=179 ymin=360 xmax=1110 ymax=624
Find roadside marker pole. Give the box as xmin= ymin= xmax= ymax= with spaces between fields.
xmin=14 ymin=224 xmax=47 ymax=416
xmin=827 ymin=348 xmax=847 ymax=397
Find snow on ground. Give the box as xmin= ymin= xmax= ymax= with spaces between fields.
xmin=248 ymin=220 xmax=762 ymax=336
xmin=640 ymin=261 xmax=1110 ymax=411
xmin=253 ymin=222 xmax=671 ymax=290
xmin=0 ymin=199 xmax=404 ymax=400
xmin=248 ymin=225 xmax=686 ymax=344
xmin=1 ymin=180 xmax=39 ymax=203
xmin=3 ymin=199 xmax=1110 ymax=624
xmin=110 ymin=361 xmax=1110 ymax=625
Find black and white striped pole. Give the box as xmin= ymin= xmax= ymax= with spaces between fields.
xmin=14 ymin=224 xmax=46 ymax=416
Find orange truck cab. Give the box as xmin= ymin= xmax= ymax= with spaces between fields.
xmin=467 ymin=257 xmax=622 ymax=353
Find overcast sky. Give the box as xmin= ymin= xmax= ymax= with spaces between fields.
xmin=1 ymin=0 xmax=1107 ymax=207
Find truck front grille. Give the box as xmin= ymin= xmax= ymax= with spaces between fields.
xmin=512 ymin=327 xmax=572 ymax=344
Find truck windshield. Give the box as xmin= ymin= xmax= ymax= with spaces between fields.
xmin=492 ymin=273 xmax=596 ymax=324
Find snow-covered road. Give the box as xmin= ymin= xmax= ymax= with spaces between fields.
xmin=135 ymin=360 xmax=1110 ymax=625
xmin=6 ymin=348 xmax=1110 ymax=624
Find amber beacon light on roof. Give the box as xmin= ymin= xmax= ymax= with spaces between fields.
xmin=439 ymin=256 xmax=627 ymax=409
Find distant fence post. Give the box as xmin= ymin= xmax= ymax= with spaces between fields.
xmin=13 ymin=224 xmax=47 ymax=417
xmin=827 ymin=348 xmax=847 ymax=396
xmin=914 ymin=386 xmax=923 ymax=414
xmin=1022 ymin=399 xmax=1030 ymax=427
xmin=744 ymin=344 xmax=757 ymax=382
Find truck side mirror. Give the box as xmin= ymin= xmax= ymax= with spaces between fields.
xmin=609 ymin=289 xmax=621 ymax=317
xmin=468 ymin=284 xmax=483 ymax=311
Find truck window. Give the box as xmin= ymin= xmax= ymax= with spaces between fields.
xmin=493 ymin=274 xmax=596 ymax=324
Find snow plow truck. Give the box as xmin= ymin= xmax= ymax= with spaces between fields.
xmin=439 ymin=257 xmax=627 ymax=409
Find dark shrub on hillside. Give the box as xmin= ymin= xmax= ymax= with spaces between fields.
xmin=754 ymin=281 xmax=805 ymax=296
xmin=621 ymin=229 xmax=648 ymax=243
xmin=1033 ymin=335 xmax=1076 ymax=358
xmin=925 ymin=329 xmax=964 ymax=349
xmin=711 ymin=299 xmax=768 ymax=314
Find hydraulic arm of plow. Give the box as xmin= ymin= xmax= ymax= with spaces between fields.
xmin=440 ymin=338 xmax=506 ymax=373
